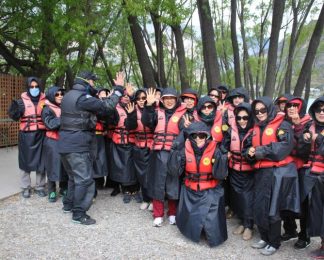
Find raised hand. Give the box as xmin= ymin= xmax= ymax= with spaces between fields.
xmin=125 ymin=102 xmax=135 ymax=114
xmin=125 ymin=82 xmax=135 ymax=97
xmin=113 ymin=71 xmax=125 ymax=86
xmin=182 ymin=114 xmax=192 ymax=128
xmin=218 ymin=101 xmax=227 ymax=114
xmin=248 ymin=147 xmax=255 ymax=157
xmin=146 ymin=88 xmax=156 ymax=106
xmin=303 ymin=132 xmax=311 ymax=141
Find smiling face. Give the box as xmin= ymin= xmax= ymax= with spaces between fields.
xmin=201 ymin=102 xmax=215 ymax=116
xmin=254 ymin=102 xmax=268 ymax=122
xmin=286 ymin=102 xmax=300 ymax=118
xmin=162 ymin=96 xmax=177 ymax=109
xmin=233 ymin=95 xmax=244 ymax=107
xmin=236 ymin=110 xmax=249 ymax=129
xmin=54 ymin=91 xmax=64 ymax=104
xmin=183 ymin=96 xmax=196 ymax=109
xmin=136 ymin=92 xmax=147 ymax=108
xmin=208 ymin=90 xmax=219 ymax=103
xmin=315 ymin=104 xmax=324 ymax=123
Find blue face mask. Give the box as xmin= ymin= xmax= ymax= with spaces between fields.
xmin=29 ymin=87 xmax=40 ymax=97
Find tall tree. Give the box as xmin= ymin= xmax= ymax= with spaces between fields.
xmin=231 ymin=0 xmax=242 ymax=87
xmin=263 ymin=0 xmax=286 ymax=97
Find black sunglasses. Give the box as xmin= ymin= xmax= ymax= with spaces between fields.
xmin=55 ymin=92 xmax=64 ymax=97
xmin=286 ymin=103 xmax=299 ymax=109
xmin=254 ymin=107 xmax=267 ymax=115
xmin=314 ymin=107 xmax=324 ymax=114
xmin=202 ymin=104 xmax=214 ymax=110
xmin=192 ymin=133 xmax=208 ymax=139
xmin=136 ymin=96 xmax=147 ymax=101
xmin=233 ymin=95 xmax=244 ymax=99
xmin=209 ymin=94 xmax=219 ymax=98
xmin=220 ymin=90 xmax=227 ymax=94
xmin=236 ymin=115 xmax=249 ymax=121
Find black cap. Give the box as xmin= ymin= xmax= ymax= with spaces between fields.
xmin=77 ymin=71 xmax=99 ymax=81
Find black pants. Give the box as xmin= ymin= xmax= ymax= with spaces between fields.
xmin=61 ymin=152 xmax=95 ymax=219
xmin=142 ymin=187 xmax=151 ymax=203
xmin=258 ymin=220 xmax=281 ymax=249
xmin=48 ymin=180 xmax=68 ymax=193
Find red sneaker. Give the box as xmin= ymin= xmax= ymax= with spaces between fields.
xmin=311 ymin=246 xmax=324 ymax=259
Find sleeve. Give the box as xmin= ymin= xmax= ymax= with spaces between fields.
xmin=255 ymin=120 xmax=294 ymax=161
xmin=8 ymin=99 xmax=24 ymax=121
xmin=167 ymin=145 xmax=185 ymax=177
xmin=125 ymin=110 xmax=137 ymax=130
xmin=212 ymin=147 xmax=228 ymax=180
xmin=141 ymin=105 xmax=157 ymax=130
xmin=41 ymin=106 xmax=60 ymax=130
xmin=77 ymin=93 xmax=120 ymax=114
xmin=315 ymin=133 xmax=324 ymax=156
xmin=219 ymin=128 xmax=231 ymax=154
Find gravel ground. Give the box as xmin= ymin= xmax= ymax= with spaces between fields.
xmin=0 ymin=188 xmax=319 ymax=260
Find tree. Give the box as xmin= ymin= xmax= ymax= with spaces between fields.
xmin=231 ymin=0 xmax=242 ymax=87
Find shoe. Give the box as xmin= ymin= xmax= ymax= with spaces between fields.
xmin=21 ymin=189 xmax=31 ymax=198
xmin=281 ymin=232 xmax=298 ymax=242
xmin=123 ymin=192 xmax=132 ymax=203
xmin=311 ymin=246 xmax=324 ymax=259
xmin=140 ymin=202 xmax=149 ymax=210
xmin=59 ymin=189 xmax=67 ymax=197
xmin=133 ymin=192 xmax=143 ymax=203
xmin=169 ymin=215 xmax=176 ymax=225
xmin=242 ymin=228 xmax=253 ymax=241
xmin=233 ymin=225 xmax=245 ymax=235
xmin=110 ymin=187 xmax=120 ymax=197
xmin=226 ymin=208 xmax=234 ymax=219
xmin=260 ymin=245 xmax=277 ymax=256
xmin=294 ymin=238 xmax=311 ymax=250
xmin=62 ymin=206 xmax=72 ymax=213
xmin=48 ymin=192 xmax=57 ymax=203
xmin=72 ymin=215 xmax=96 ymax=225
xmin=251 ymin=240 xmax=267 ymax=249
xmin=153 ymin=217 xmax=163 ymax=227
xmin=35 ymin=189 xmax=47 ymax=197
xmin=148 ymin=203 xmax=153 ymax=212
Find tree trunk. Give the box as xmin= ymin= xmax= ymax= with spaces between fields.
xmin=231 ymin=0 xmax=242 ymax=87
xmin=263 ymin=0 xmax=286 ymax=97
xmin=294 ymin=3 xmax=324 ymax=96
xmin=197 ymin=0 xmax=221 ymax=90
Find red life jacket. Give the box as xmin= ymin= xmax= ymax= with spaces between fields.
xmin=20 ymin=92 xmax=46 ymax=131
xmin=184 ymin=139 xmax=219 ymax=191
xmin=152 ymin=104 xmax=187 ymax=151
xmin=211 ymin=110 xmax=224 ymax=143
xmin=229 ymin=124 xmax=254 ymax=172
xmin=134 ymin=106 xmax=153 ymax=149
xmin=95 ymin=121 xmax=104 ymax=135
xmin=291 ymin=114 xmax=311 ymax=169
xmin=303 ymin=123 xmax=324 ymax=174
xmin=44 ymin=99 xmax=61 ymax=140
xmin=252 ymin=113 xmax=294 ymax=169
xmin=112 ymin=103 xmax=135 ymax=144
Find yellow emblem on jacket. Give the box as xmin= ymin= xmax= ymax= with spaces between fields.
xmin=171 ymin=116 xmax=179 ymax=123
xmin=214 ymin=126 xmax=221 ymax=133
xmin=222 ymin=124 xmax=229 ymax=131
xmin=278 ymin=129 xmax=285 ymax=136
xmin=265 ymin=128 xmax=274 ymax=136
xmin=203 ymin=157 xmax=211 ymax=166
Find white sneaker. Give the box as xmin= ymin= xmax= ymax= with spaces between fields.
xmin=147 ymin=203 xmax=153 ymax=212
xmin=251 ymin=239 xmax=267 ymax=249
xmin=140 ymin=202 xmax=149 ymax=210
xmin=260 ymin=245 xmax=277 ymax=256
xmin=169 ymin=215 xmax=176 ymax=225
xmin=153 ymin=217 xmax=163 ymax=227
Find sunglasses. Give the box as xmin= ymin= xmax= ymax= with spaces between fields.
xmin=202 ymin=104 xmax=214 ymax=110
xmin=192 ymin=133 xmax=208 ymax=139
xmin=209 ymin=94 xmax=219 ymax=98
xmin=55 ymin=92 xmax=64 ymax=97
xmin=314 ymin=107 xmax=324 ymax=114
xmin=233 ymin=95 xmax=244 ymax=99
xmin=286 ymin=103 xmax=299 ymax=109
xmin=136 ymin=96 xmax=147 ymax=101
xmin=236 ymin=115 xmax=249 ymax=121
xmin=220 ymin=90 xmax=227 ymax=94
xmin=254 ymin=107 xmax=267 ymax=115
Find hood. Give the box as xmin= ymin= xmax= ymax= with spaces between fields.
xmin=234 ymin=102 xmax=254 ymax=130
xmin=252 ymin=96 xmax=277 ymax=124
xmin=184 ymin=121 xmax=211 ymax=138
xmin=161 ymin=87 xmax=178 ymax=98
xmin=274 ymin=93 xmax=294 ymax=105
xmin=216 ymin=85 xmax=229 ymax=93
xmin=197 ymin=96 xmax=217 ymax=112
xmin=73 ymin=76 xmax=97 ymax=96
xmin=285 ymin=96 xmax=307 ymax=118
xmin=309 ymin=96 xmax=324 ymax=123
xmin=26 ymin=77 xmax=41 ymax=90
xmin=45 ymin=86 xmax=64 ymax=104
xmin=226 ymin=86 xmax=249 ymax=104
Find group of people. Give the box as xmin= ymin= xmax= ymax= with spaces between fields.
xmin=7 ymin=71 xmax=324 ymax=258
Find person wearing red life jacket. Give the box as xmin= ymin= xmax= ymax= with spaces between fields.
xmin=142 ymin=87 xmax=187 ymax=227
xmin=128 ymin=89 xmax=154 ymax=210
xmin=247 ymin=97 xmax=300 ymax=256
xmin=179 ymin=88 xmax=199 ymax=130
xmin=274 ymin=94 xmax=293 ymax=114
xmin=281 ymin=96 xmax=312 ymax=249
xmin=41 ymin=86 xmax=68 ymax=203
xmin=220 ymin=102 xmax=255 ymax=241
xmin=168 ymin=121 xmax=227 ymax=247
xmin=208 ymin=87 xmax=220 ymax=106
xmin=297 ymin=97 xmax=324 ymax=259
xmin=8 ymin=77 xmax=47 ymax=198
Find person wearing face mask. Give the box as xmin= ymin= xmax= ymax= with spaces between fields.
xmin=58 ymin=71 xmax=123 ymax=225
xmin=142 ymin=87 xmax=187 ymax=227
xmin=220 ymin=102 xmax=255 ymax=241
xmin=179 ymin=88 xmax=199 ymax=130
xmin=297 ymin=97 xmax=324 ymax=259
xmin=41 ymin=86 xmax=68 ymax=203
xmin=281 ymin=97 xmax=311 ymax=249
xmin=247 ymin=97 xmax=300 ymax=256
xmin=168 ymin=122 xmax=227 ymax=247
xmin=8 ymin=77 xmax=47 ymax=198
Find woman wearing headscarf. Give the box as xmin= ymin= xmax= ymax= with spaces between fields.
xmin=220 ymin=102 xmax=254 ymax=240
xmin=247 ymin=97 xmax=300 ymax=256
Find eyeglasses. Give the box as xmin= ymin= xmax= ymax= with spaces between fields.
xmin=192 ymin=133 xmax=207 ymax=139
xmin=236 ymin=115 xmax=249 ymax=121
xmin=55 ymin=92 xmax=64 ymax=97
xmin=233 ymin=95 xmax=244 ymax=99
xmin=254 ymin=107 xmax=267 ymax=115
xmin=202 ymin=104 xmax=214 ymax=110
xmin=286 ymin=103 xmax=299 ymax=109
xmin=209 ymin=94 xmax=219 ymax=98
xmin=314 ymin=107 xmax=324 ymax=114
xmin=136 ymin=96 xmax=147 ymax=101
xmin=219 ymin=90 xmax=227 ymax=94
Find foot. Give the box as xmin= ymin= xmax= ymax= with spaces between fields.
xmin=62 ymin=205 xmax=72 ymax=213
xmin=169 ymin=215 xmax=176 ymax=225
xmin=226 ymin=208 xmax=234 ymax=219
xmin=251 ymin=239 xmax=267 ymax=249
xmin=59 ymin=189 xmax=67 ymax=197
xmin=35 ymin=189 xmax=47 ymax=197
xmin=21 ymin=189 xmax=31 ymax=198
xmin=232 ymin=225 xmax=244 ymax=235
xmin=153 ymin=217 xmax=163 ymax=227
xmin=260 ymin=245 xmax=277 ymax=256
xmin=294 ymin=238 xmax=311 ymax=250
xmin=311 ymin=246 xmax=324 ymax=259
xmin=123 ymin=192 xmax=132 ymax=203
xmin=281 ymin=232 xmax=298 ymax=242
xmin=48 ymin=191 xmax=57 ymax=203
xmin=110 ymin=187 xmax=120 ymax=197
xmin=242 ymin=228 xmax=253 ymax=241
xmin=133 ymin=192 xmax=143 ymax=203
xmin=72 ymin=215 xmax=96 ymax=225
xmin=140 ymin=202 xmax=149 ymax=210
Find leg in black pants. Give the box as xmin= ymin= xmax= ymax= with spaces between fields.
xmin=258 ymin=220 xmax=282 ymax=249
